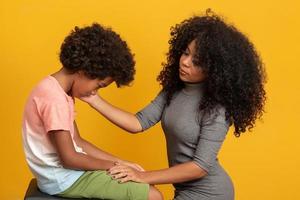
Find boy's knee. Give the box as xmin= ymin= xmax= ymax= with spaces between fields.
xmin=148 ymin=186 xmax=163 ymax=200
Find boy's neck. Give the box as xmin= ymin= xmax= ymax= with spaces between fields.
xmin=51 ymin=68 xmax=75 ymax=96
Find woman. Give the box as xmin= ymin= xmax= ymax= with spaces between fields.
xmin=82 ymin=10 xmax=266 ymax=200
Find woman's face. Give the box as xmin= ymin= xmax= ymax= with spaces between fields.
xmin=179 ymin=40 xmax=206 ymax=83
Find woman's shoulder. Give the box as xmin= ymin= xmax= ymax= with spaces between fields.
xmin=201 ymin=104 xmax=228 ymax=124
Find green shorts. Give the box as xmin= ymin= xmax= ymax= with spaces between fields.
xmin=58 ymin=170 xmax=149 ymax=200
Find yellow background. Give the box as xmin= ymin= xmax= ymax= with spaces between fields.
xmin=1 ymin=0 xmax=299 ymax=199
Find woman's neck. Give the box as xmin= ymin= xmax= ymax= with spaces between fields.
xmin=182 ymin=81 xmax=205 ymax=96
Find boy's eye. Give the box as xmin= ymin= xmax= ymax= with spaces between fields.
xmin=97 ymin=83 xmax=106 ymax=89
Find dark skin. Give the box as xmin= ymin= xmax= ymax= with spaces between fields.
xmin=50 ymin=122 xmax=116 ymax=171
xmin=49 ymin=68 xmax=144 ymax=171
xmin=81 ymin=41 xmax=208 ymax=184
xmin=49 ymin=68 xmax=163 ymax=200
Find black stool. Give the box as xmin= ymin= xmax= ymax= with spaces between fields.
xmin=24 ymin=179 xmax=97 ymax=200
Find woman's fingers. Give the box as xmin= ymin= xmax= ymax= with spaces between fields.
xmin=108 ymin=164 xmax=143 ymax=183
xmin=112 ymin=171 xmax=128 ymax=179
xmin=118 ymin=175 xmax=132 ymax=183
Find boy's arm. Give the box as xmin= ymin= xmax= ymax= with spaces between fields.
xmin=73 ymin=121 xmax=144 ymax=171
xmin=50 ymin=130 xmax=115 ymax=170
xmin=73 ymin=121 xmax=120 ymax=162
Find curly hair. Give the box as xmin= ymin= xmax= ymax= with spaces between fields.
xmin=60 ymin=23 xmax=135 ymax=87
xmin=158 ymin=9 xmax=267 ymax=137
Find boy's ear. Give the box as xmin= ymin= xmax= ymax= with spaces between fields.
xmin=76 ymin=70 xmax=85 ymax=77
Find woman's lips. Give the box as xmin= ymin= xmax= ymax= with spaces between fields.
xmin=179 ymin=69 xmax=188 ymax=75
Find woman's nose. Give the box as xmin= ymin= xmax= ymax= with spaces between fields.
xmin=182 ymin=56 xmax=192 ymax=67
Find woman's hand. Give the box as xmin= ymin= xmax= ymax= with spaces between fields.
xmin=108 ymin=163 xmax=146 ymax=183
xmin=79 ymin=93 xmax=101 ymax=107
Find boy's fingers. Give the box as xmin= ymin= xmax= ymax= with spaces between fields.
xmin=136 ymin=165 xmax=145 ymax=171
xmin=109 ymin=165 xmax=123 ymax=172
xmin=109 ymin=166 xmax=129 ymax=175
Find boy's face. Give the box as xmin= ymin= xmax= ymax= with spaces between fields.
xmin=72 ymin=73 xmax=114 ymax=98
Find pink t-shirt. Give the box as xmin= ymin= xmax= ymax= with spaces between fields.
xmin=22 ymin=76 xmax=84 ymax=195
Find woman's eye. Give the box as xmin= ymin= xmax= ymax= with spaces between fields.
xmin=182 ymin=51 xmax=189 ymax=55
xmin=192 ymin=58 xmax=197 ymax=65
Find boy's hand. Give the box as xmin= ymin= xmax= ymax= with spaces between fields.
xmin=108 ymin=163 xmax=146 ymax=183
xmin=117 ymin=160 xmax=145 ymax=172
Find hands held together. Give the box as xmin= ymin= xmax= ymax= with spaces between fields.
xmin=107 ymin=161 xmax=147 ymax=184
xmin=80 ymin=94 xmax=148 ymax=184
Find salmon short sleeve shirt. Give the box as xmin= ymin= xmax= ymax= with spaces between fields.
xmin=22 ymin=76 xmax=84 ymax=195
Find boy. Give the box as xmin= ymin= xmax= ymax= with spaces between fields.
xmin=22 ymin=23 xmax=162 ymax=200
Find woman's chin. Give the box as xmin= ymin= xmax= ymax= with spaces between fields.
xmin=179 ymin=74 xmax=188 ymax=82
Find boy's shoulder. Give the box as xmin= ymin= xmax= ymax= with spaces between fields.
xmin=30 ymin=76 xmax=71 ymax=104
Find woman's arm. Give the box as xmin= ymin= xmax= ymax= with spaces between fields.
xmin=80 ymin=94 xmax=142 ymax=133
xmin=81 ymin=91 xmax=167 ymax=134
xmin=108 ymin=106 xmax=229 ymax=184
xmin=108 ymin=161 xmax=207 ymax=184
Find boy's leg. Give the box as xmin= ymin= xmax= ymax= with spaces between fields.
xmin=58 ymin=170 xmax=149 ymax=200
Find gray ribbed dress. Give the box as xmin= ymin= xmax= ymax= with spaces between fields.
xmin=135 ymin=82 xmax=234 ymax=200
